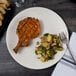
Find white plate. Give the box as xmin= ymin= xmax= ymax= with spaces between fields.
xmin=6 ymin=7 xmax=69 ymax=69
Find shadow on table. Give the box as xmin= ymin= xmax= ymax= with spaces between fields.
xmin=70 ymin=0 xmax=76 ymax=3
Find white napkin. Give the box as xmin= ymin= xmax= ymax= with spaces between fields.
xmin=69 ymin=32 xmax=76 ymax=62
xmin=52 ymin=32 xmax=76 ymax=76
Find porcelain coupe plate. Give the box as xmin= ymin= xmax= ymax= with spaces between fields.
xmin=6 ymin=7 xmax=69 ymax=69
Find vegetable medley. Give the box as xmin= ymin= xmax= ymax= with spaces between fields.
xmin=35 ymin=33 xmax=63 ymax=62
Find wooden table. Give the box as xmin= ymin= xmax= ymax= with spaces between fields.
xmin=0 ymin=0 xmax=76 ymax=76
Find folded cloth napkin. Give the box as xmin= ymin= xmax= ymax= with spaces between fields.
xmin=69 ymin=32 xmax=76 ymax=62
xmin=52 ymin=32 xmax=76 ymax=76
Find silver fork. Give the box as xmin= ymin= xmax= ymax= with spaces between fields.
xmin=59 ymin=32 xmax=76 ymax=63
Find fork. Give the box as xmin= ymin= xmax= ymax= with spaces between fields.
xmin=59 ymin=32 xmax=76 ymax=63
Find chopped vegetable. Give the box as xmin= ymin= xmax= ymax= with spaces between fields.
xmin=47 ymin=34 xmax=52 ymax=42
xmin=36 ymin=41 xmax=40 ymax=45
xmin=41 ymin=42 xmax=49 ymax=48
xmin=35 ymin=33 xmax=63 ymax=62
xmin=40 ymin=56 xmax=46 ymax=62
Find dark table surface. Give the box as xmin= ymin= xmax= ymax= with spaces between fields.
xmin=0 ymin=0 xmax=76 ymax=76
